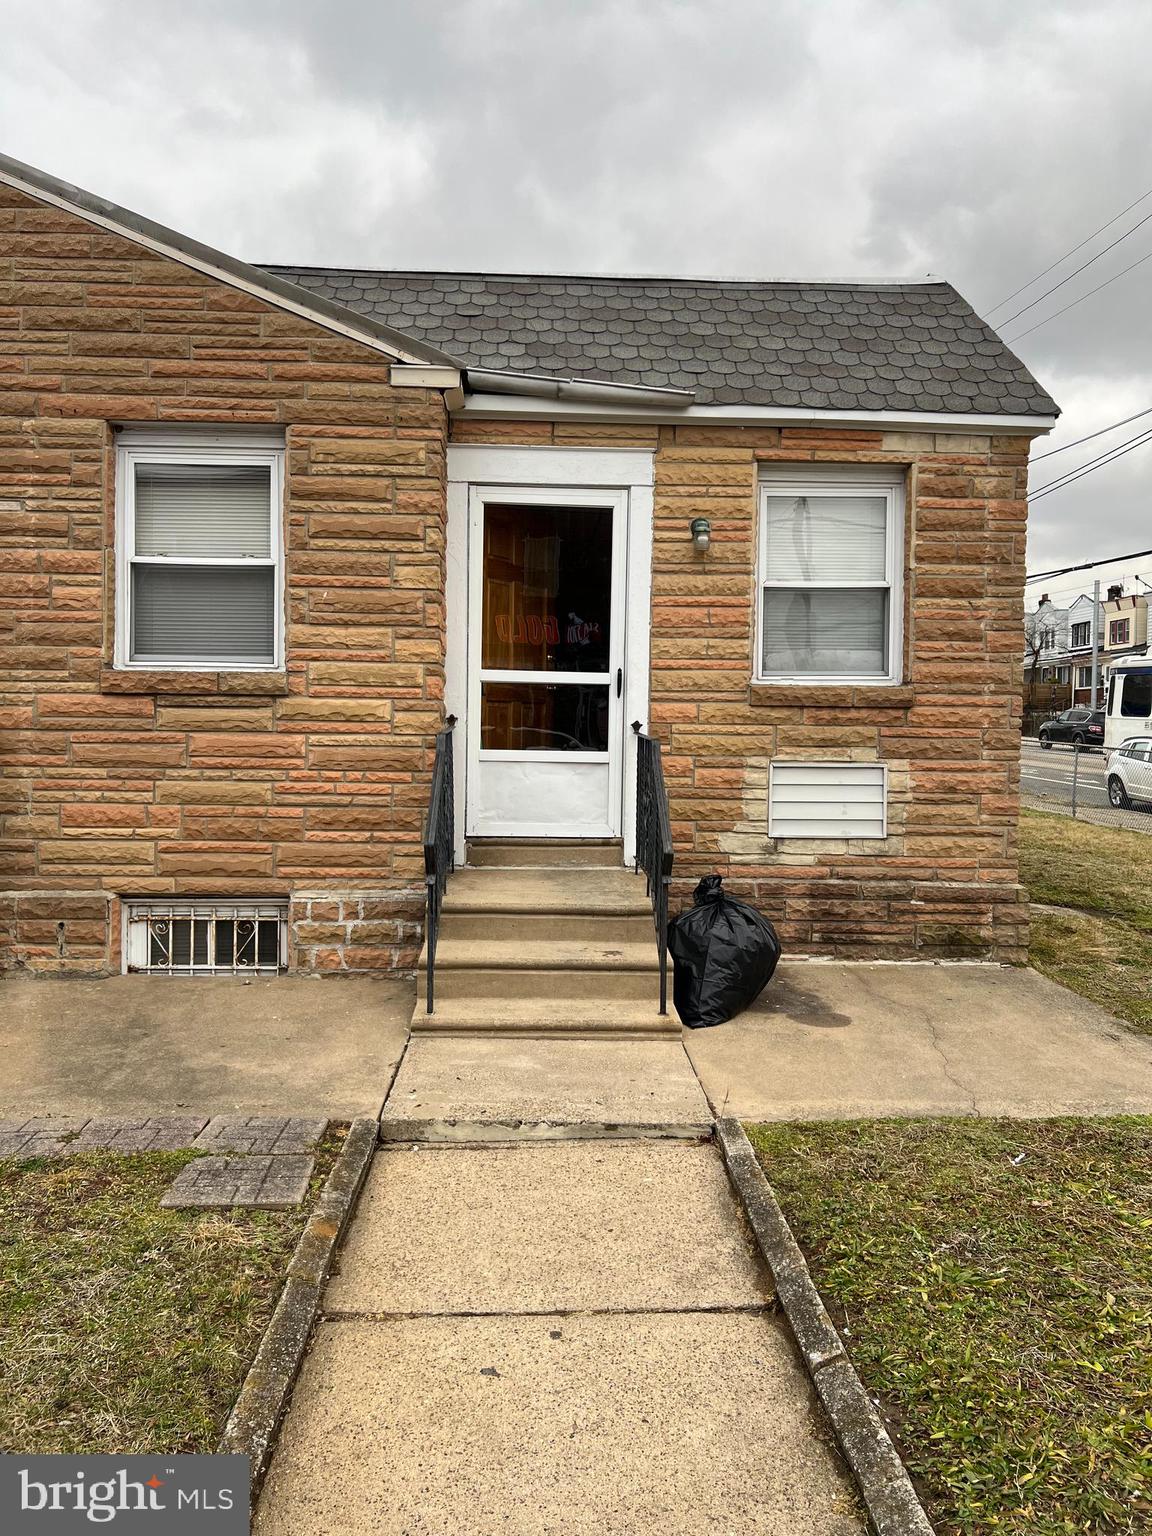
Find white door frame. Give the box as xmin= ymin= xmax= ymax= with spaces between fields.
xmin=446 ymin=445 xmax=655 ymax=864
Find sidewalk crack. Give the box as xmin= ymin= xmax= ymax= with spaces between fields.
xmin=925 ymin=1019 xmax=981 ymax=1115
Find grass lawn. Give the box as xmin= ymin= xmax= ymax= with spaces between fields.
xmin=1019 ymin=810 xmax=1152 ymax=1034
xmin=0 ymin=1141 xmax=337 ymax=1454
xmin=748 ymin=1117 xmax=1152 ymax=1536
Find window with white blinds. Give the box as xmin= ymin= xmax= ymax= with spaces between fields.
xmin=756 ymin=471 xmax=903 ymax=683
xmin=115 ymin=440 xmax=283 ymax=668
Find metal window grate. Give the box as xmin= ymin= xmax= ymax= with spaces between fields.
xmin=125 ymin=902 xmax=287 ymax=975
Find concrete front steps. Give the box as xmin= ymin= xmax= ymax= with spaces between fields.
xmin=412 ymin=841 xmax=677 ymax=1039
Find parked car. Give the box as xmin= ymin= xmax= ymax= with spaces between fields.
xmin=1106 ymin=737 xmax=1152 ymax=810
xmin=1038 ymin=708 xmax=1105 ymax=749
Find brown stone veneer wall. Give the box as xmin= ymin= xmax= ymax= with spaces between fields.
xmin=0 ymin=183 xmax=448 ymax=975
xmin=451 ymin=418 xmax=1036 ymax=962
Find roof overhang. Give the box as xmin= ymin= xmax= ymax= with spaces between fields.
xmin=0 ymin=151 xmax=461 ymax=370
xmin=455 ymin=389 xmax=1058 ymax=436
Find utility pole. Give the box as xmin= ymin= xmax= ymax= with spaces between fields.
xmin=1091 ymin=578 xmax=1101 ymax=707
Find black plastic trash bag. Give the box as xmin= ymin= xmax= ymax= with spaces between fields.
xmin=668 ymin=875 xmax=780 ymax=1029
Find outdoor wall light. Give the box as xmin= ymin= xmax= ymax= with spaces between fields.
xmin=690 ymin=516 xmax=711 ymax=553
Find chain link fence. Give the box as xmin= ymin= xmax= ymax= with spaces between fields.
xmin=1021 ymin=738 xmax=1152 ymax=835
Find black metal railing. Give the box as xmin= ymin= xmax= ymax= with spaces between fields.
xmin=422 ymin=715 xmax=457 ymax=1014
xmin=632 ymin=721 xmax=674 ymax=1014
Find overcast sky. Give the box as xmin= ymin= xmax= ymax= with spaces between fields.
xmin=2 ymin=0 xmax=1150 ymax=576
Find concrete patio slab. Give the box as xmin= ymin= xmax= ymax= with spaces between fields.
xmin=686 ymin=961 xmax=1152 ymax=1121
xmin=0 ymin=975 xmax=412 ymax=1118
xmin=382 ymin=1035 xmax=710 ymax=1124
xmin=326 ymin=1139 xmax=766 ymax=1315
xmin=255 ymin=1313 xmax=862 ymax=1536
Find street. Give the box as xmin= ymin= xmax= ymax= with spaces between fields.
xmin=1020 ymin=738 xmax=1152 ymax=833
xmin=1020 ymin=738 xmax=1109 ymax=809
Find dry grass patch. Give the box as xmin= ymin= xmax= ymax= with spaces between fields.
xmin=0 ymin=1141 xmax=338 ymax=1453
xmin=747 ymin=1117 xmax=1152 ymax=1536
xmin=1020 ymin=810 xmax=1151 ymax=1034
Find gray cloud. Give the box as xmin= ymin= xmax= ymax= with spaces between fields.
xmin=2 ymin=0 xmax=1150 ymax=569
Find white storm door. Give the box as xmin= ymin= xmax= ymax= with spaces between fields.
xmin=466 ymin=487 xmax=627 ymax=838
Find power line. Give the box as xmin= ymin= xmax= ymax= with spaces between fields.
xmin=1031 ymin=404 xmax=1152 ymax=462
xmin=1028 ymin=427 xmax=1152 ymax=502
xmin=1029 ymin=426 xmax=1152 ymax=500
xmin=1030 ymin=422 xmax=1152 ymax=496
xmin=1003 ymin=245 xmax=1152 ymax=345
xmin=1026 ymin=547 xmax=1152 ymax=581
xmin=993 ymin=205 xmax=1152 ymax=331
xmin=987 ymin=182 xmax=1152 ymax=314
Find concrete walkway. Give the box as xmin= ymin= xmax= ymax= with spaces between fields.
xmin=255 ymin=1048 xmax=864 ymax=1534
xmin=686 ymin=961 xmax=1152 ymax=1120
xmin=0 ymin=976 xmax=411 ymax=1117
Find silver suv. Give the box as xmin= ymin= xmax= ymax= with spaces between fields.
xmin=1106 ymin=737 xmax=1152 ymax=810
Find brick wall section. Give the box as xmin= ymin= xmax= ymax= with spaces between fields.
xmin=451 ymin=418 xmax=1034 ymax=962
xmin=0 ymin=184 xmax=448 ymax=974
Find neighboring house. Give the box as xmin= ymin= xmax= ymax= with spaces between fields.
xmin=1023 ymin=595 xmax=1072 ymax=709
xmin=1024 ymin=591 xmax=1104 ymax=709
xmin=1101 ymin=585 xmax=1149 ymax=672
xmin=0 ymin=152 xmax=1059 ymax=979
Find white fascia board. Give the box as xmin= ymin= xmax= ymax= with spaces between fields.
xmin=391 ymin=365 xmax=463 ymax=389
xmin=0 ymin=156 xmax=448 ymax=368
xmin=456 ymin=391 xmax=1058 ymax=436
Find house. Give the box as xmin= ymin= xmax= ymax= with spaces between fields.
xmin=1024 ymin=591 xmax=1104 ymax=710
xmin=1023 ymin=593 xmax=1072 ymax=709
xmin=0 ymin=151 xmax=1059 ymax=990
xmin=1101 ymin=583 xmax=1149 ymax=671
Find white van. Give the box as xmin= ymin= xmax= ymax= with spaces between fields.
xmin=1104 ymin=656 xmax=1152 ymax=752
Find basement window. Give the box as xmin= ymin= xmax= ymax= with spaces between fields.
xmin=125 ymin=901 xmax=288 ymax=975
xmin=114 ymin=430 xmax=285 ymax=669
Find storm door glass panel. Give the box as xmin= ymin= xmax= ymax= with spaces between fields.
xmin=481 ymin=681 xmax=610 ymax=751
xmin=482 ymin=503 xmax=612 ymax=672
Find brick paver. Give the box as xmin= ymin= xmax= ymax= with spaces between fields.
xmin=161 ymin=1155 xmax=315 ymax=1209
xmin=193 ymin=1116 xmax=327 ymax=1155
xmin=0 ymin=1117 xmax=91 ymax=1156
xmin=71 ymin=1115 xmax=210 ymax=1152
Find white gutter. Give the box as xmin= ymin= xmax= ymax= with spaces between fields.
xmin=456 ymin=391 xmax=1058 ymax=436
xmin=466 ymin=368 xmax=695 ymax=409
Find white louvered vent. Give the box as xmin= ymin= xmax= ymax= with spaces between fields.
xmin=769 ymin=762 xmax=887 ymax=840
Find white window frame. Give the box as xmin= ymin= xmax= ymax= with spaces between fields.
xmin=1070 ymin=621 xmax=1091 ymax=649
xmin=768 ymin=760 xmax=889 ymax=840
xmin=114 ymin=429 xmax=285 ymax=671
xmin=755 ymin=465 xmax=905 ymax=686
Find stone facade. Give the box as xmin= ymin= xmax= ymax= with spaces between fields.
xmin=452 ymin=418 xmax=1034 ymax=963
xmin=0 ymin=182 xmax=447 ymax=974
xmin=0 ymin=176 xmax=1035 ymax=975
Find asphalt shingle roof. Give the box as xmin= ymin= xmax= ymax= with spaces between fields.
xmin=264 ymin=267 xmax=1058 ymax=417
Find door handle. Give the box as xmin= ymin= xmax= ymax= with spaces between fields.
xmin=616 ymin=668 xmax=623 ymax=698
